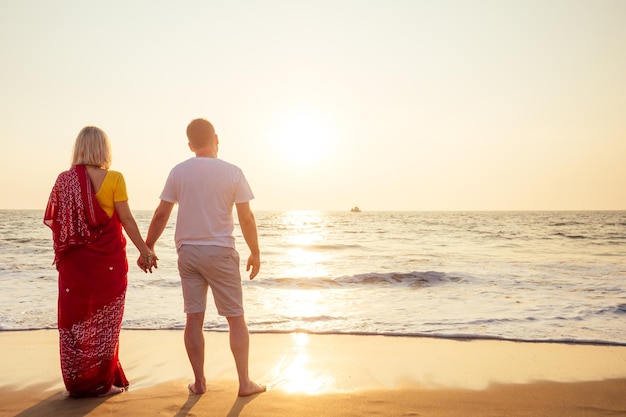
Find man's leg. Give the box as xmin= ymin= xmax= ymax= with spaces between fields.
xmin=226 ymin=315 xmax=266 ymax=396
xmin=185 ymin=311 xmax=207 ymax=394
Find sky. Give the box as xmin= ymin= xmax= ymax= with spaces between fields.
xmin=1 ymin=0 xmax=625 ymax=211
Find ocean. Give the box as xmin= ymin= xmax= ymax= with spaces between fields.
xmin=1 ymin=210 xmax=625 ymax=345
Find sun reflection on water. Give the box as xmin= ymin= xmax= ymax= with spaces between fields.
xmin=279 ymin=210 xmax=330 ymax=279
xmin=263 ymin=211 xmax=337 ymax=393
xmin=282 ymin=248 xmax=327 ymax=279
xmin=268 ymin=333 xmax=335 ymax=394
xmin=277 ymin=288 xmax=326 ymax=319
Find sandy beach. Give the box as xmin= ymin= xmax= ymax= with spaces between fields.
xmin=1 ymin=330 xmax=625 ymax=416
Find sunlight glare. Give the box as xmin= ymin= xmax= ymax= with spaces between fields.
xmin=269 ymin=109 xmax=336 ymax=166
xmin=283 ymin=249 xmax=327 ymax=279
xmin=277 ymin=289 xmax=326 ymax=319
xmin=280 ymin=211 xmax=329 ymax=279
xmin=269 ymin=333 xmax=335 ymax=394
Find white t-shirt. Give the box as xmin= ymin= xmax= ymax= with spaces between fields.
xmin=160 ymin=157 xmax=254 ymax=249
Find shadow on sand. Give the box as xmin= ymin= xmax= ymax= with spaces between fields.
xmin=13 ymin=390 xmax=109 ymax=417
xmin=226 ymin=392 xmax=263 ymax=417
xmin=172 ymin=390 xmax=262 ymax=417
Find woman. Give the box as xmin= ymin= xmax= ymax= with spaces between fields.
xmin=44 ymin=126 xmax=154 ymax=397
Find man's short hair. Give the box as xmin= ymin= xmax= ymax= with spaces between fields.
xmin=186 ymin=118 xmax=216 ymax=148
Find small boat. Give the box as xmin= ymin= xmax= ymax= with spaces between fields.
xmin=350 ymin=206 xmax=361 ymax=213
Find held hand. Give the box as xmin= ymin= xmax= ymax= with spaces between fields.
xmin=149 ymin=251 xmax=159 ymax=271
xmin=137 ymin=251 xmax=158 ymax=273
xmin=246 ymin=253 xmax=260 ymax=280
xmin=136 ymin=255 xmax=148 ymax=273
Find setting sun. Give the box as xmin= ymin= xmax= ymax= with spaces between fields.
xmin=269 ymin=108 xmax=336 ymax=167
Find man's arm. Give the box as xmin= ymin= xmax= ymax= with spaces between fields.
xmin=143 ymin=200 xmax=175 ymax=269
xmin=236 ymin=201 xmax=260 ymax=280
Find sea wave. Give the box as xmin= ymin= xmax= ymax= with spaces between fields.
xmin=553 ymin=232 xmax=587 ymax=239
xmin=2 ymin=210 xmax=625 ymax=345
xmin=251 ymin=271 xmax=464 ymax=289
xmin=284 ymin=243 xmax=363 ymax=250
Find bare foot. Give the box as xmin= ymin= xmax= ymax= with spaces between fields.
xmin=97 ymin=385 xmax=125 ymax=397
xmin=188 ymin=382 xmax=206 ymax=395
xmin=238 ymin=381 xmax=266 ymax=397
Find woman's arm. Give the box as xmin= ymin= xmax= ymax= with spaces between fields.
xmin=114 ymin=200 xmax=153 ymax=271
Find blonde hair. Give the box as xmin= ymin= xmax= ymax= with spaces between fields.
xmin=71 ymin=126 xmax=112 ymax=169
xmin=186 ymin=118 xmax=216 ymax=148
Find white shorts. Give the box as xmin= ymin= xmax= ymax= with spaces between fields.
xmin=177 ymin=245 xmax=243 ymax=317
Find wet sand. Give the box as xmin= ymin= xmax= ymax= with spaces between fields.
xmin=1 ymin=330 xmax=625 ymax=416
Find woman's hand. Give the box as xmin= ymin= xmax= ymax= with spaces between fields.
xmin=137 ymin=251 xmax=158 ymax=273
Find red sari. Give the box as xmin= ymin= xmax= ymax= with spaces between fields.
xmin=44 ymin=165 xmax=129 ymax=397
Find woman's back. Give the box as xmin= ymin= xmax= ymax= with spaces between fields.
xmin=87 ymin=167 xmax=127 ymax=218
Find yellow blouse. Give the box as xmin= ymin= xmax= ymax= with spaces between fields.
xmin=95 ymin=170 xmax=128 ymax=217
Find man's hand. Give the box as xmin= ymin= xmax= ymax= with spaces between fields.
xmin=136 ymin=251 xmax=158 ymax=273
xmin=246 ymin=253 xmax=260 ymax=280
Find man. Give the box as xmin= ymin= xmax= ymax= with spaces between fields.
xmin=143 ymin=118 xmax=265 ymax=397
